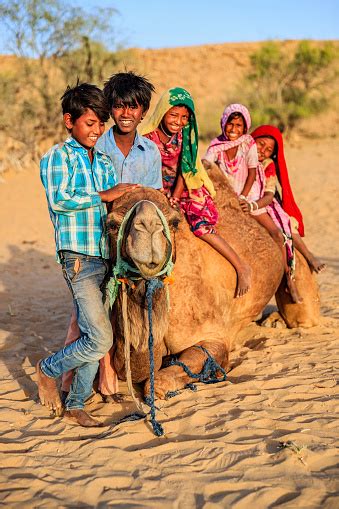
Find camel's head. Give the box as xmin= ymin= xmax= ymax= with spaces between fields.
xmin=107 ymin=188 xmax=181 ymax=278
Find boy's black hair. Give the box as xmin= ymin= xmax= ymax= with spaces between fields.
xmin=227 ymin=112 xmax=247 ymax=133
xmin=103 ymin=71 xmax=155 ymax=112
xmin=61 ymin=83 xmax=110 ymax=123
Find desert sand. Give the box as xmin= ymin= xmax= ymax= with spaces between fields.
xmin=0 ymin=137 xmax=338 ymax=508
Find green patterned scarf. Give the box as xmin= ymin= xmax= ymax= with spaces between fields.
xmin=140 ymin=87 xmax=215 ymax=197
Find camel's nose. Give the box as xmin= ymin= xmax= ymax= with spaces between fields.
xmin=133 ymin=217 xmax=163 ymax=235
xmin=133 ymin=202 xmax=164 ymax=234
xmin=126 ymin=201 xmax=168 ymax=274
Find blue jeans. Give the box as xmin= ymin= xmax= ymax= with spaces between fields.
xmin=40 ymin=251 xmax=113 ymax=410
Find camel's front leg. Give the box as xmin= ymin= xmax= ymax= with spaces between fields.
xmin=144 ymin=340 xmax=229 ymax=399
xmin=114 ymin=338 xmax=164 ymax=384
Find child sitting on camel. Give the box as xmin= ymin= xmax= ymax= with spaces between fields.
xmin=250 ymin=125 xmax=325 ymax=279
xmin=203 ymin=104 xmax=303 ymax=302
xmin=140 ymin=87 xmax=252 ymax=298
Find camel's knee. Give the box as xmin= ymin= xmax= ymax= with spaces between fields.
xmin=197 ymin=341 xmax=229 ymax=367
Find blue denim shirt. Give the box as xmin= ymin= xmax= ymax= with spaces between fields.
xmin=96 ymin=127 xmax=162 ymax=189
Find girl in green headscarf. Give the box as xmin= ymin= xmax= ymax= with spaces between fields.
xmin=141 ymin=87 xmax=251 ymax=297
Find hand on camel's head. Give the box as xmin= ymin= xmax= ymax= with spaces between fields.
xmin=107 ymin=187 xmax=181 ymax=235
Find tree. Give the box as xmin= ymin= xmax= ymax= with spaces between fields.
xmin=243 ymin=41 xmax=338 ymax=133
xmin=0 ymin=0 xmax=120 ymax=162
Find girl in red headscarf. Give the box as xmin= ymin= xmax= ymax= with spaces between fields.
xmin=244 ymin=125 xmax=325 ymax=301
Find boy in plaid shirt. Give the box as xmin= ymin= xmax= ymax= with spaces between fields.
xmin=38 ymin=83 xmax=138 ymax=427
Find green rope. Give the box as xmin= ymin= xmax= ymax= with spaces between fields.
xmin=105 ymin=199 xmax=175 ymax=435
xmin=107 ymin=200 xmax=174 ymax=307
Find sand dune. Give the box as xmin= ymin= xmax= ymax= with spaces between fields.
xmin=0 ymin=138 xmax=338 ymax=508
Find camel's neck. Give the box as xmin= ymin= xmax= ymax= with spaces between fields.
xmin=115 ymin=281 xmax=169 ymax=353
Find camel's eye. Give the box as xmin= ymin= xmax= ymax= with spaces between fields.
xmin=170 ymin=219 xmax=179 ymax=230
xmin=108 ymin=223 xmax=119 ymax=234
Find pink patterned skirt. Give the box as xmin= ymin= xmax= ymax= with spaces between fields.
xmin=180 ymin=186 xmax=219 ymax=237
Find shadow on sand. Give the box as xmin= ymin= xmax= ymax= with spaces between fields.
xmin=0 ymin=244 xmax=71 ymax=400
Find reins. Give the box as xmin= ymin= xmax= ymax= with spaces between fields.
xmin=107 ymin=200 xmax=174 ymax=436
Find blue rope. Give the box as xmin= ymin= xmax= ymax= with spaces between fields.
xmin=114 ymin=412 xmax=145 ymax=424
xmin=168 ymin=345 xmax=227 ymax=385
xmin=165 ymin=390 xmax=179 ymax=400
xmin=165 ymin=383 xmax=197 ymax=400
xmin=144 ymin=278 xmax=165 ymax=437
xmin=185 ymin=383 xmax=198 ymax=392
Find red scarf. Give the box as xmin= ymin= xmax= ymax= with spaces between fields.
xmin=251 ymin=125 xmax=304 ymax=237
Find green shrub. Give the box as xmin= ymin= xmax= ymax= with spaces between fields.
xmin=243 ymin=40 xmax=338 ymax=133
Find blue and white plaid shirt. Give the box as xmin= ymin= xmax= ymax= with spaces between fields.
xmin=40 ymin=136 xmax=117 ymax=262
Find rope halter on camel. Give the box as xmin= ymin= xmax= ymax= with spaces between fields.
xmin=106 ymin=199 xmax=175 ymax=436
xmin=107 ymin=199 xmax=174 ymax=307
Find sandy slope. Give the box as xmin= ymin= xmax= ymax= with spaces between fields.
xmin=0 ymin=138 xmax=338 ymax=508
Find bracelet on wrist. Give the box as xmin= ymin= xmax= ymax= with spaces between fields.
xmin=239 ymin=194 xmax=247 ymax=201
xmin=249 ymin=201 xmax=259 ymax=213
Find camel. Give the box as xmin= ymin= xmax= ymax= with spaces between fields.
xmin=106 ymin=175 xmax=319 ymax=399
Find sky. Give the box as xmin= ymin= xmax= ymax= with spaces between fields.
xmin=0 ymin=0 xmax=338 ymax=53
xmin=94 ymin=0 xmax=338 ymax=49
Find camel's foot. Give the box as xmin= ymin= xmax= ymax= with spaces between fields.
xmin=261 ymin=311 xmax=287 ymax=329
xmin=36 ymin=360 xmax=62 ymax=416
xmin=144 ymin=342 xmax=229 ymax=400
xmin=144 ymin=366 xmax=191 ymax=400
xmin=64 ymin=409 xmax=104 ymax=427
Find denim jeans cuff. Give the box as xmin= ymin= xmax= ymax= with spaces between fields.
xmin=65 ymin=405 xmax=85 ymax=411
xmin=39 ymin=360 xmax=56 ymax=379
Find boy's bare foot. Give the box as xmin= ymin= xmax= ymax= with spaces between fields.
xmin=64 ymin=409 xmax=104 ymax=427
xmin=235 ymin=264 xmax=252 ymax=298
xmin=36 ymin=360 xmax=62 ymax=416
xmin=308 ymin=255 xmax=326 ymax=273
xmin=102 ymin=393 xmax=125 ymax=403
xmin=286 ymin=275 xmax=303 ymax=304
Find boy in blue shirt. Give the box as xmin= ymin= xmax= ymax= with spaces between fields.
xmin=96 ymin=71 xmax=162 ymax=188
xmin=61 ymin=73 xmax=163 ymax=401
xmin=38 ymin=83 xmax=138 ymax=427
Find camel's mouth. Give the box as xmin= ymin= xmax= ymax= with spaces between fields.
xmin=130 ymin=235 xmax=173 ymax=279
xmin=133 ymin=260 xmax=167 ymax=279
